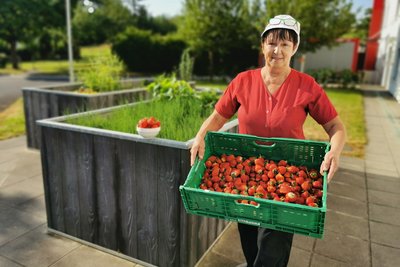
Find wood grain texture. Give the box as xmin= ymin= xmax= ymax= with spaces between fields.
xmin=40 ymin=123 xmax=236 ymax=266
xmin=23 ymin=86 xmax=150 ymax=149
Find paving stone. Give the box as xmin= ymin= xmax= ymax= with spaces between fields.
xmin=365 ymin=159 xmax=398 ymax=172
xmin=368 ymin=189 xmax=400 ymax=208
xmin=0 ymin=225 xmax=81 ymax=267
xmin=14 ymin=195 xmax=47 ymax=221
xmin=371 ymin=243 xmax=400 ymax=267
xmin=193 ymin=250 xmax=242 ymax=267
xmin=0 ymin=255 xmax=23 ymax=267
xmin=292 ymin=234 xmax=315 ymax=251
xmin=327 ymin=181 xmax=367 ymax=202
xmin=338 ymin=161 xmax=365 ymax=173
xmin=209 ymin=223 xmax=245 ymax=264
xmin=365 ymin=154 xmax=396 ymax=165
xmin=51 ymin=245 xmax=146 ymax=267
xmin=287 ymin=247 xmax=311 ymax=267
xmin=0 ymin=136 xmax=26 ymax=150
xmin=369 ymin=204 xmax=400 ymax=226
xmin=311 ymin=253 xmax=351 ymax=267
xmin=0 ymin=175 xmax=44 ymax=206
xmin=325 ymin=210 xmax=369 ymax=240
xmin=0 ymin=156 xmax=42 ymax=187
xmin=326 ymin=194 xmax=368 ymax=219
xmin=367 ymin=176 xmax=400 ymax=194
xmin=370 ymin=221 xmax=400 ymax=248
xmin=0 ymin=204 xmax=45 ymax=246
xmin=332 ymin=169 xmax=366 ymax=188
xmin=314 ymin=230 xmax=370 ymax=267
xmin=365 ymin=166 xmax=399 ymax=178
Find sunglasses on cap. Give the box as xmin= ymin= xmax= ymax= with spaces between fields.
xmin=269 ymin=17 xmax=299 ymax=30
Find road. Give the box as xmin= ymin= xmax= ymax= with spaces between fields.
xmin=0 ymin=73 xmax=68 ymax=111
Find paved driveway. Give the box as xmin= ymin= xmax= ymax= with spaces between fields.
xmin=0 ymin=74 xmax=68 ymax=111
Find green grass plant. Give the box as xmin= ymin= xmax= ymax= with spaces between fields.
xmin=0 ymin=98 xmax=25 ymax=140
xmin=66 ymin=97 xmax=214 ymax=141
xmin=304 ymin=88 xmax=365 ymax=157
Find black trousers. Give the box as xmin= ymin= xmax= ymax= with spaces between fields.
xmin=238 ymin=223 xmax=294 ymax=267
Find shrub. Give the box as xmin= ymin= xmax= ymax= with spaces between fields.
xmin=307 ymin=68 xmax=359 ymax=89
xmin=112 ymin=27 xmax=187 ymax=73
xmin=146 ymin=74 xmax=195 ymax=100
xmin=77 ymin=54 xmax=125 ymax=92
xmin=178 ymin=48 xmax=194 ymax=81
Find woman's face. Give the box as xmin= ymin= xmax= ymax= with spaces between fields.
xmin=262 ymin=34 xmax=296 ymax=69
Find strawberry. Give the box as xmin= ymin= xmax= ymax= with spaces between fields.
xmin=312 ymin=180 xmax=323 ymax=189
xmin=254 ymin=164 xmax=264 ymax=174
xmin=254 ymin=157 xmax=265 ymax=166
xmin=278 ymin=166 xmax=286 ymax=175
xmin=285 ymin=192 xmax=297 ymax=202
xmin=309 ymin=169 xmax=319 ymax=179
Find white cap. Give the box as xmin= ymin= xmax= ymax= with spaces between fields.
xmin=261 ymin=14 xmax=301 ymax=54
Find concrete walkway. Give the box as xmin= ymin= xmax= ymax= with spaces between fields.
xmin=0 ymin=85 xmax=399 ymax=267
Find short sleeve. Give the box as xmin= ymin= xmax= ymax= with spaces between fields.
xmin=308 ymin=82 xmax=338 ymax=125
xmin=215 ymin=77 xmax=240 ymax=119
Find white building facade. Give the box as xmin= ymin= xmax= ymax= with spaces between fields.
xmin=376 ymin=0 xmax=400 ymax=101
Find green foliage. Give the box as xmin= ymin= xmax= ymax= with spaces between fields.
xmin=66 ymin=97 xmax=214 ymax=141
xmin=136 ymin=7 xmax=178 ymax=35
xmin=77 ymin=54 xmax=125 ymax=92
xmin=0 ymin=0 xmax=64 ymax=68
xmin=178 ymin=49 xmax=195 ymax=81
xmin=0 ymin=53 xmax=7 ymax=68
xmin=306 ymin=68 xmax=359 ymax=89
xmin=264 ymin=0 xmax=356 ymax=54
xmin=146 ymin=74 xmax=221 ymax=117
xmin=72 ymin=0 xmax=134 ymax=45
xmin=112 ymin=27 xmax=186 ymax=73
xmin=179 ymin=0 xmax=260 ymax=76
xmin=197 ymin=89 xmax=220 ymax=114
xmin=146 ymin=74 xmax=195 ymax=100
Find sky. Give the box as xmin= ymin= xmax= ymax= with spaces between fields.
xmin=142 ymin=0 xmax=373 ymax=17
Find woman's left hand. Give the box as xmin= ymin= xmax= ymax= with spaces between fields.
xmin=320 ymin=150 xmax=339 ymax=183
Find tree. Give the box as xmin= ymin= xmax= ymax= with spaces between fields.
xmin=344 ymin=8 xmax=371 ymax=46
xmin=72 ymin=0 xmax=135 ymax=45
xmin=0 ymin=0 xmax=62 ymax=69
xmin=264 ymin=0 xmax=356 ymax=54
xmin=179 ymin=0 xmax=260 ymax=77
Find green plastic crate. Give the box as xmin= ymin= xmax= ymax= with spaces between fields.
xmin=179 ymin=131 xmax=330 ymax=238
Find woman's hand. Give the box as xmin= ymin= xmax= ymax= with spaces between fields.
xmin=190 ymin=110 xmax=228 ymax=166
xmin=320 ymin=150 xmax=340 ymax=183
xmin=321 ymin=116 xmax=346 ymax=183
xmin=190 ymin=135 xmax=205 ymax=166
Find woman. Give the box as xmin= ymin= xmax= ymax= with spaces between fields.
xmin=190 ymin=14 xmax=346 ymax=267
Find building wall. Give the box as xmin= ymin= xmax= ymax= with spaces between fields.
xmin=376 ymin=0 xmax=400 ymax=101
xmin=293 ymin=40 xmax=358 ymax=72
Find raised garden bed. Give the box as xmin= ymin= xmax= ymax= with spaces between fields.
xmin=22 ymin=78 xmax=152 ymax=149
xmin=37 ymin=101 xmax=238 ymax=267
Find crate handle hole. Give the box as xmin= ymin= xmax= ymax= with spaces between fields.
xmin=236 ymin=199 xmax=260 ymax=207
xmin=254 ymin=141 xmax=276 ymax=147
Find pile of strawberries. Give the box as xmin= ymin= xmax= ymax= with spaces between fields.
xmin=199 ymin=154 xmax=323 ymax=207
xmin=137 ymin=117 xmax=161 ymax=128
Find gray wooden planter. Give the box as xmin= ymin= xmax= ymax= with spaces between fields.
xmin=22 ymin=78 xmax=152 ymax=149
xmin=37 ymin=104 xmax=238 ymax=267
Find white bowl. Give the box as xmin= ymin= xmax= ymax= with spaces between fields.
xmin=136 ymin=126 xmax=161 ymax=138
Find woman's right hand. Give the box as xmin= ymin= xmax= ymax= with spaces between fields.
xmin=190 ymin=135 xmax=205 ymax=166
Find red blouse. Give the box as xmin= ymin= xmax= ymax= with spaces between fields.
xmin=215 ymin=68 xmax=338 ymax=139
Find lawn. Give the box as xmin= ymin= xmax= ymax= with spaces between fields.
xmin=0 ymin=44 xmax=112 ymax=75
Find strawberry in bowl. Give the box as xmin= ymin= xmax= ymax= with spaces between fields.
xmin=136 ymin=117 xmax=161 ymax=138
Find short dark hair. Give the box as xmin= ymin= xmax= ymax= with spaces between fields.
xmin=261 ymin=29 xmax=298 ymax=46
